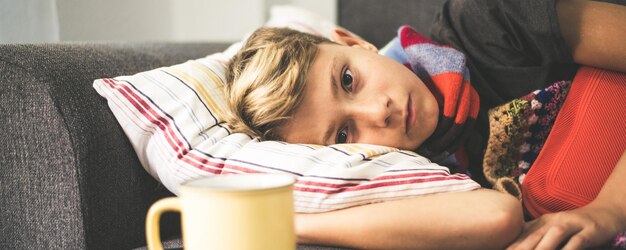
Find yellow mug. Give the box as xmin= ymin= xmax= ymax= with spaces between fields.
xmin=146 ymin=174 xmax=296 ymax=250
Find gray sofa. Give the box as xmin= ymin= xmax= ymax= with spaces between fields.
xmin=0 ymin=1 xmax=445 ymax=249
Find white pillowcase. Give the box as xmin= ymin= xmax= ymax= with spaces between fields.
xmin=93 ymin=5 xmax=479 ymax=213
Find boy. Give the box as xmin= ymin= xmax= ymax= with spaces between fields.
xmin=225 ymin=0 xmax=626 ymax=249
xmin=225 ymin=26 xmax=523 ymax=250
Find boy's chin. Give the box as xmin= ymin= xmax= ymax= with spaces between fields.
xmin=405 ymin=141 xmax=425 ymax=153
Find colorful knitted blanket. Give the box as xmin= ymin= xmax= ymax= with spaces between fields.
xmin=382 ymin=25 xmax=480 ymax=164
xmin=482 ymin=80 xmax=570 ymax=198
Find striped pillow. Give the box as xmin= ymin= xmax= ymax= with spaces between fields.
xmin=93 ymin=8 xmax=480 ymax=213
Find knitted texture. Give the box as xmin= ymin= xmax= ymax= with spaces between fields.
xmin=389 ymin=25 xmax=479 ymax=163
xmin=483 ymin=80 xmax=571 ymax=199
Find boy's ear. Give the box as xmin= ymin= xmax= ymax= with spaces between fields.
xmin=331 ymin=28 xmax=378 ymax=52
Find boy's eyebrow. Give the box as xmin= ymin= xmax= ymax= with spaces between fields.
xmin=323 ymin=55 xmax=340 ymax=145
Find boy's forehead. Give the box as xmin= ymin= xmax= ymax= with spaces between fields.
xmin=307 ymin=44 xmax=333 ymax=82
xmin=283 ymin=53 xmax=341 ymax=145
xmin=277 ymin=106 xmax=330 ymax=146
xmin=311 ymin=44 xmax=350 ymax=75
xmin=314 ymin=43 xmax=364 ymax=65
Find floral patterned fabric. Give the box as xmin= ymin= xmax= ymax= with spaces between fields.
xmin=482 ymin=80 xmax=571 ymax=199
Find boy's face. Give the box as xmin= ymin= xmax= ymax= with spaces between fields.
xmin=277 ymin=33 xmax=439 ymax=151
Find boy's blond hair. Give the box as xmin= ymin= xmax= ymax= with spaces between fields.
xmin=225 ymin=27 xmax=331 ymax=140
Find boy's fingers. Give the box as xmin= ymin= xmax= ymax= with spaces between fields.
xmin=561 ymin=233 xmax=588 ymax=250
xmin=508 ymin=223 xmax=549 ymax=250
xmin=506 ymin=221 xmax=538 ymax=250
xmin=562 ymin=227 xmax=612 ymax=250
xmin=534 ymin=226 xmax=566 ymax=250
xmin=535 ymin=225 xmax=581 ymax=250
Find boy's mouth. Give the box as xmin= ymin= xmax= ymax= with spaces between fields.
xmin=406 ymin=96 xmax=416 ymax=133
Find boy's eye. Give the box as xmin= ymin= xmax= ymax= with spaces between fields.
xmin=336 ymin=127 xmax=348 ymax=144
xmin=341 ymin=68 xmax=353 ymax=92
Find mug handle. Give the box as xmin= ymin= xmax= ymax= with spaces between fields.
xmin=146 ymin=197 xmax=181 ymax=250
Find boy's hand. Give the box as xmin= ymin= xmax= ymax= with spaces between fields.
xmin=507 ymin=203 xmax=625 ymax=250
xmin=510 ymin=151 xmax=626 ymax=250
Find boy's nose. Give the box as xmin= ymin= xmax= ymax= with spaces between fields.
xmin=352 ymin=96 xmax=391 ymax=128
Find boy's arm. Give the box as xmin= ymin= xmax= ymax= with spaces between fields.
xmin=296 ymin=188 xmax=523 ymax=250
xmin=557 ymin=0 xmax=626 ymax=73
xmin=508 ymin=150 xmax=626 ymax=250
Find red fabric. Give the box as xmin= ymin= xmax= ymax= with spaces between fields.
xmin=523 ymin=66 xmax=626 ymax=218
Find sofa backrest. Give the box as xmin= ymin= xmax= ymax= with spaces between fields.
xmin=338 ymin=0 xmax=447 ymax=48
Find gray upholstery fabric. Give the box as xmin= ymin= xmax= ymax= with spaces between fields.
xmin=339 ymin=0 xmax=447 ymax=48
xmin=1 ymin=60 xmax=83 ymax=248
xmin=0 ymin=43 xmax=229 ymax=249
